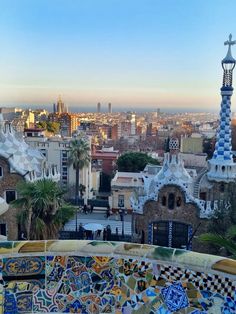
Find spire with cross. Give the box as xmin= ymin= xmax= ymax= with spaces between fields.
xmin=223 ymin=34 xmax=236 ymax=63
xmin=207 ymin=35 xmax=236 ymax=182
xmin=221 ymin=34 xmax=236 ymax=88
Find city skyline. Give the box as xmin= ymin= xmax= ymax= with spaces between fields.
xmin=0 ymin=0 xmax=236 ymax=110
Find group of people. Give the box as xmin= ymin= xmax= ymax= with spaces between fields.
xmin=81 ymin=204 xmax=94 ymax=214
xmin=78 ymin=223 xmax=97 ymax=240
xmin=77 ymin=223 xmax=113 ymax=241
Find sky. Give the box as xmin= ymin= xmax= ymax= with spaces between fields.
xmin=0 ymin=0 xmax=236 ymax=112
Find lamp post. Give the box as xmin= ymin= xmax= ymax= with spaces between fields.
xmin=75 ymin=206 xmax=78 ymax=233
xmin=119 ymin=207 xmax=125 ymax=239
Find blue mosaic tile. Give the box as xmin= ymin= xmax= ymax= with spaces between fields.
xmin=161 ymin=282 xmax=189 ymax=312
xmin=16 ymin=291 xmax=33 ymax=313
xmin=4 ymin=291 xmax=17 ymax=314
xmin=224 ymin=296 xmax=236 ymax=311
xmin=0 ymin=254 xmax=235 ymax=313
xmin=156 ymin=305 xmax=171 ymax=314
xmin=200 ymin=290 xmax=212 ymax=299
xmin=221 ymin=307 xmax=235 ymax=314
xmin=3 ymin=256 xmax=45 ymax=277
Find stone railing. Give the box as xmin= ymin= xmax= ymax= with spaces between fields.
xmin=0 ymin=240 xmax=235 ymax=313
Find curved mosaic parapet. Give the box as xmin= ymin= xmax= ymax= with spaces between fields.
xmin=0 ymin=240 xmax=235 ymax=313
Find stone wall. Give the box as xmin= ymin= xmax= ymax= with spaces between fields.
xmin=0 ymin=158 xmax=23 ymax=240
xmin=0 ymin=240 xmax=235 ymax=313
xmin=199 ymin=175 xmax=236 ymax=202
xmin=0 ymin=158 xmax=23 ymax=196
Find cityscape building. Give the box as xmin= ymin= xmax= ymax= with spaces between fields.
xmin=180 ymin=134 xmax=203 ymax=154
xmin=48 ymin=112 xmax=78 ymax=137
xmin=25 ymin=132 xmax=93 ymax=203
xmin=56 ymin=95 xmax=68 ymax=114
xmin=97 ymin=102 xmax=101 ymax=113
xmin=92 ymin=146 xmax=119 ymax=176
xmin=130 ymin=114 xmax=136 ymax=135
xmin=108 ymin=102 xmax=112 ymax=113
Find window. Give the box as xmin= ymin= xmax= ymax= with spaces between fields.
xmin=0 ymin=223 xmax=6 ymax=236
xmin=0 ymin=166 xmax=2 ymax=177
xmin=161 ymin=196 xmax=167 ymax=206
xmin=5 ymin=190 xmax=16 ymax=204
xmin=118 ymin=195 xmax=124 ymax=208
xmin=200 ymin=192 xmax=206 ymax=200
xmin=168 ymin=193 xmax=175 ymax=210
xmin=62 ymin=151 xmax=68 ymax=158
xmin=176 ymin=197 xmax=182 ymax=207
xmin=220 ymin=182 xmax=225 ymax=193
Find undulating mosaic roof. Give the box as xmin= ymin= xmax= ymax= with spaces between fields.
xmin=0 ymin=114 xmax=45 ymax=177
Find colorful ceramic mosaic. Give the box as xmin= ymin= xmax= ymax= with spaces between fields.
xmin=0 ymin=240 xmax=235 ymax=313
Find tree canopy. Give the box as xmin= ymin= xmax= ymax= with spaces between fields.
xmin=117 ymin=152 xmax=159 ymax=172
xmin=37 ymin=121 xmax=60 ymax=134
xmin=199 ymin=225 xmax=236 ymax=259
xmin=198 ymin=193 xmax=236 ymax=259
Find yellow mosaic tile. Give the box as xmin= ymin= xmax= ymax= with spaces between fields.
xmin=0 ymin=241 xmax=13 ymax=254
xmin=12 ymin=241 xmax=45 ymax=253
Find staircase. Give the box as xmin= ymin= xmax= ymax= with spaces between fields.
xmin=193 ymin=168 xmax=207 ymax=198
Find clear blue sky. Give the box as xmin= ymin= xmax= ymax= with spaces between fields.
xmin=0 ymin=0 xmax=235 ymax=111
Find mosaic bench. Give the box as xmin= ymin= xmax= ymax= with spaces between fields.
xmin=0 ymin=240 xmax=235 ymax=313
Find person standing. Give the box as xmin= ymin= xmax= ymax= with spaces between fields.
xmin=103 ymin=228 xmax=107 ymax=241
xmin=106 ymin=225 xmax=112 ymax=241
xmin=78 ymin=223 xmax=84 ymax=240
xmin=83 ymin=204 xmax=87 ymax=214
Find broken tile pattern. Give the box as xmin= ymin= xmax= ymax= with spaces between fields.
xmin=0 ymin=255 xmax=235 ymax=313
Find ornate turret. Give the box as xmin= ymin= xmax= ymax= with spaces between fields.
xmin=153 ymin=138 xmax=193 ymax=191
xmin=208 ymin=34 xmax=236 ymax=182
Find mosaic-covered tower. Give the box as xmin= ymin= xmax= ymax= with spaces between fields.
xmin=208 ymin=34 xmax=236 ymax=182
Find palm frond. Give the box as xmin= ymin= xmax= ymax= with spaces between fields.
xmin=226 ymin=225 xmax=236 ymax=239
xmin=14 ymin=178 xmax=66 ymax=240
xmin=16 ymin=209 xmax=29 ymax=227
xmin=33 ymin=217 xmax=47 ymax=240
xmin=199 ymin=233 xmax=236 ymax=257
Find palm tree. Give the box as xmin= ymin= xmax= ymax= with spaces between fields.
xmin=68 ymin=136 xmax=90 ymax=206
xmin=11 ymin=181 xmax=34 ymax=240
xmin=199 ymin=225 xmax=236 ymax=259
xmin=12 ymin=179 xmax=75 ymax=240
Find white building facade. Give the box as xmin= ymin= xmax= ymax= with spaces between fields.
xmin=25 ymin=135 xmax=93 ymax=204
